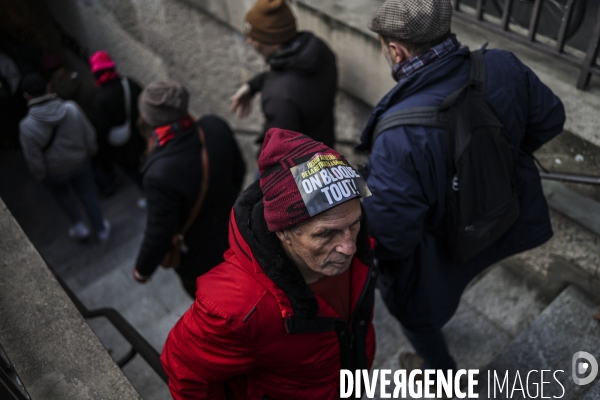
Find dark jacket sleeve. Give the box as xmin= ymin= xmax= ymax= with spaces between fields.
xmin=135 ymin=174 xmax=183 ymax=276
xmin=511 ymin=54 xmax=566 ymax=154
xmin=363 ymin=131 xmax=431 ymax=260
xmin=247 ymin=72 xmax=268 ymax=96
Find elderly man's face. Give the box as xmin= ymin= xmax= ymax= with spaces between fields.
xmin=277 ymin=199 xmax=362 ymax=284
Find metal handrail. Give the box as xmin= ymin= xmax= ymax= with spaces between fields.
xmin=538 ymin=170 xmax=600 ymax=185
xmin=0 ymin=344 xmax=30 ymax=400
xmin=236 ymin=128 xmax=600 ymax=185
xmin=46 ymin=264 xmax=168 ymax=384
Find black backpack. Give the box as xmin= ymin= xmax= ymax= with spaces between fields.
xmin=372 ymin=49 xmax=519 ymax=264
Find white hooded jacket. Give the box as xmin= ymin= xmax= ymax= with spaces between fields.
xmin=19 ymin=94 xmax=97 ymax=180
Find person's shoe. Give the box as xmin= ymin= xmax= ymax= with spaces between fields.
xmin=398 ymin=352 xmax=424 ymax=374
xmin=97 ymin=220 xmax=111 ymax=242
xmin=137 ymin=197 xmax=147 ymax=209
xmin=398 ymin=352 xmax=451 ymax=399
xmin=69 ymin=222 xmax=90 ymax=241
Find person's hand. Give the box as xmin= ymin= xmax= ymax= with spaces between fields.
xmin=230 ymin=83 xmax=253 ymax=119
xmin=133 ymin=268 xmax=151 ymax=283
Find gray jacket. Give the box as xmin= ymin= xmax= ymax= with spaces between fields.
xmin=19 ymin=94 xmax=97 ymax=180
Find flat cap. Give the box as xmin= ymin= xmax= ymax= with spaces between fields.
xmin=369 ymin=0 xmax=453 ymax=44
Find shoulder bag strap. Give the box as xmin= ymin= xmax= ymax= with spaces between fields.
xmin=121 ymin=77 xmax=131 ymax=120
xmin=179 ymin=127 xmax=210 ymax=237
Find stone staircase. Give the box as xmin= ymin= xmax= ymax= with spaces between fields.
xmin=39 ymin=0 xmax=600 ymax=398
xmin=370 ymin=265 xmax=600 ymax=399
xmin=475 ymin=286 xmax=600 ymax=399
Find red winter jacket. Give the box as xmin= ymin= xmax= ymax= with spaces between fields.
xmin=161 ymin=182 xmax=376 ymax=399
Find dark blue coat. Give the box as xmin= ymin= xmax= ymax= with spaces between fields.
xmin=359 ymin=46 xmax=565 ymax=333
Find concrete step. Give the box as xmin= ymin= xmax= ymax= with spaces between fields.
xmin=476 ymin=285 xmax=600 ymax=399
xmin=369 ymin=263 xmax=551 ymax=399
xmin=510 ymin=207 xmax=600 ymax=301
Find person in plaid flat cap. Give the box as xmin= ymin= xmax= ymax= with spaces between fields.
xmin=162 ymin=128 xmax=375 ymax=399
xmin=359 ymin=0 xmax=565 ymax=381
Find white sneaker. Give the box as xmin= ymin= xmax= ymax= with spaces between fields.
xmin=69 ymin=222 xmax=90 ymax=241
xmin=98 ymin=220 xmax=111 ymax=242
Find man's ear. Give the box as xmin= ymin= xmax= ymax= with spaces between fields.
xmin=387 ymin=42 xmax=410 ymax=65
xmin=276 ymin=230 xmax=292 ymax=245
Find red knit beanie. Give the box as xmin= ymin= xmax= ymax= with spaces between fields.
xmin=259 ymin=128 xmax=371 ymax=232
xmin=244 ymin=0 xmax=297 ymax=45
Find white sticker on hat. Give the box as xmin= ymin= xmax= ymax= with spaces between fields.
xmin=290 ymin=153 xmax=371 ymax=217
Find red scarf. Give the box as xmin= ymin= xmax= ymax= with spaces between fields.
xmin=153 ymin=115 xmax=195 ymax=147
xmin=95 ymin=70 xmax=120 ymax=86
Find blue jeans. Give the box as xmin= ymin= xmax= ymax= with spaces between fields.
xmin=43 ymin=160 xmax=105 ymax=233
xmin=402 ymin=326 xmax=457 ymax=371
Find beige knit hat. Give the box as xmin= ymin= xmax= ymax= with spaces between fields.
xmin=244 ymin=0 xmax=297 ymax=45
xmin=369 ymin=0 xmax=453 ymax=43
xmin=138 ymin=80 xmax=189 ymax=127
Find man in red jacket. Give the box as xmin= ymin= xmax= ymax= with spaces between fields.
xmin=161 ymin=128 xmax=376 ymax=399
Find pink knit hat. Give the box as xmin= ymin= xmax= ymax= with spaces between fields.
xmin=89 ymin=51 xmax=116 ymax=73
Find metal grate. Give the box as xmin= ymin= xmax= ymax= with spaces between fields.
xmin=451 ymin=0 xmax=600 ymax=89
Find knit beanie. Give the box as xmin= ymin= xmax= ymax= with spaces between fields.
xmin=138 ymin=80 xmax=190 ymax=127
xmin=244 ymin=0 xmax=297 ymax=45
xmin=259 ymin=128 xmax=371 ymax=232
xmin=89 ymin=51 xmax=116 ymax=73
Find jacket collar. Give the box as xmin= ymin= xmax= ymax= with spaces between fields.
xmin=357 ymin=46 xmax=471 ymax=152
xmin=141 ymin=123 xmax=199 ymax=174
xmin=230 ymin=181 xmax=373 ymax=319
xmin=267 ymin=31 xmax=311 ymax=70
xmin=28 ymin=93 xmax=57 ymax=107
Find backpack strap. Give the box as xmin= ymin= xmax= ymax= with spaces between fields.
xmin=468 ymin=49 xmax=486 ymax=95
xmin=439 ymin=49 xmax=486 ymax=110
xmin=371 ymin=106 xmax=446 ymax=148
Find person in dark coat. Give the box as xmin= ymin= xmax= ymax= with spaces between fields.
xmin=359 ymin=0 xmax=565 ymax=374
xmin=230 ymin=0 xmax=338 ymax=148
xmin=132 ymin=80 xmax=246 ymax=297
xmin=89 ymin=51 xmax=146 ymax=194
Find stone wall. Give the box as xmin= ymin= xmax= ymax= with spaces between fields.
xmin=0 ymin=198 xmax=140 ymax=399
